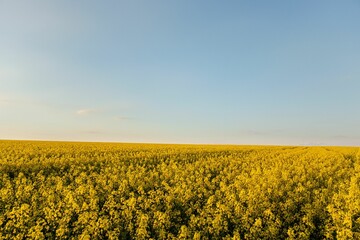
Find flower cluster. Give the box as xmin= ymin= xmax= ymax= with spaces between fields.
xmin=0 ymin=141 xmax=359 ymax=239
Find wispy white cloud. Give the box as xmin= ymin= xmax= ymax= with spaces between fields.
xmin=0 ymin=98 xmax=18 ymax=107
xmin=0 ymin=95 xmax=45 ymax=106
xmin=0 ymin=67 xmax=22 ymax=81
xmin=76 ymin=109 xmax=98 ymax=116
xmin=78 ymin=130 xmax=103 ymax=135
xmin=114 ymin=116 xmax=131 ymax=121
xmin=238 ymin=129 xmax=285 ymax=136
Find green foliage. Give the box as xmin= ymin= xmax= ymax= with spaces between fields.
xmin=0 ymin=141 xmax=359 ymax=239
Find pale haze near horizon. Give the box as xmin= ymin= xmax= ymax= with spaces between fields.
xmin=1 ymin=0 xmax=359 ymax=146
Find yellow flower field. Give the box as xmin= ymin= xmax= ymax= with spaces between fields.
xmin=0 ymin=140 xmax=359 ymax=239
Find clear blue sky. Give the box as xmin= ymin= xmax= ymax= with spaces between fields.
xmin=1 ymin=0 xmax=359 ymax=145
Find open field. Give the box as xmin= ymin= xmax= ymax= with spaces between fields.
xmin=0 ymin=140 xmax=359 ymax=239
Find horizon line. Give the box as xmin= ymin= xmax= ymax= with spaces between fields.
xmin=0 ymin=138 xmax=358 ymax=148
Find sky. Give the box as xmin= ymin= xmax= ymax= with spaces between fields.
xmin=0 ymin=0 xmax=359 ymax=146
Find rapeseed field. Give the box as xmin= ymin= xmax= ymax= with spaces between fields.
xmin=0 ymin=140 xmax=359 ymax=239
